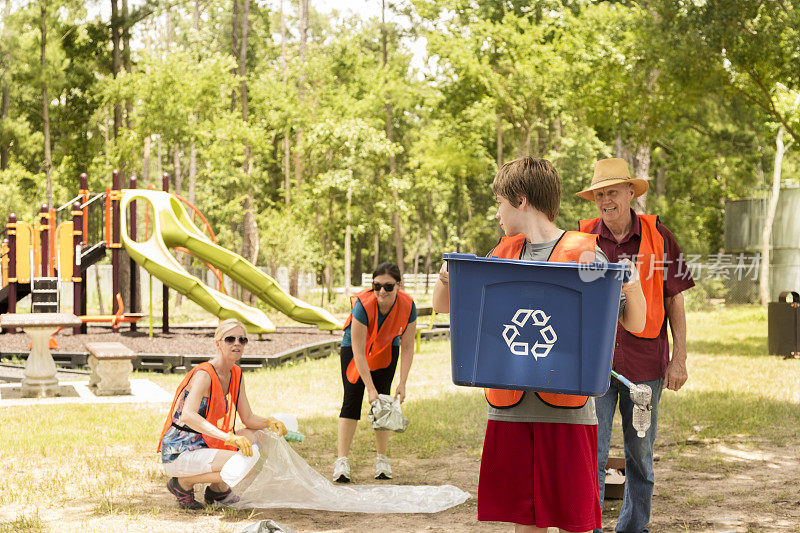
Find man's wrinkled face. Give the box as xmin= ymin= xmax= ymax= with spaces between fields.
xmin=593 ymin=183 xmax=634 ymax=226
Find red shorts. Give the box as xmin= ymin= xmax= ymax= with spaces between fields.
xmin=477 ymin=420 xmax=601 ymax=531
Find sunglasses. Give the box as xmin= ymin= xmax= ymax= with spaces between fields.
xmin=222 ymin=335 xmax=249 ymax=345
xmin=372 ymin=282 xmax=397 ymax=293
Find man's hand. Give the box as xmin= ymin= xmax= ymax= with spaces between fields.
xmin=438 ymin=262 xmax=449 ymax=285
xmin=664 ymin=352 xmax=688 ymax=391
xmin=618 ymin=258 xmax=640 ymax=294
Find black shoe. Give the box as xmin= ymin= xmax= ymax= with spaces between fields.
xmin=167 ymin=478 xmax=204 ymax=510
xmin=204 ymin=485 xmax=240 ymax=506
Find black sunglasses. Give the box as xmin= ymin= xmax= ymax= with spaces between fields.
xmin=223 ymin=335 xmax=249 ymax=345
xmin=372 ymin=282 xmax=397 ymax=293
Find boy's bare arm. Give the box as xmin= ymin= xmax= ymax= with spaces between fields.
xmin=432 ymin=262 xmax=450 ymax=314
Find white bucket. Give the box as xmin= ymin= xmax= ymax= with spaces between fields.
xmin=220 ymin=443 xmax=261 ymax=488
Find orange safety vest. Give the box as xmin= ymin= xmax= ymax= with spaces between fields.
xmin=484 ymin=231 xmax=598 ymax=409
xmin=157 ymin=362 xmax=242 ymax=452
xmin=343 ymin=288 xmax=414 ymax=384
xmin=580 ymin=214 xmax=665 ymax=339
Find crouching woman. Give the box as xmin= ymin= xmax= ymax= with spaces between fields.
xmin=157 ymin=319 xmax=287 ymax=509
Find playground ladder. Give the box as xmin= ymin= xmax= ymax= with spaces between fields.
xmin=31 ymin=277 xmax=58 ymax=313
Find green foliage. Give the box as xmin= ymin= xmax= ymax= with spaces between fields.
xmin=257 ymin=205 xmax=321 ymax=274
xmin=0 ymin=0 xmax=797 ymax=288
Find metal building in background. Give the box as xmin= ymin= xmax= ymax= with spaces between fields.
xmin=724 ymin=185 xmax=800 ymax=302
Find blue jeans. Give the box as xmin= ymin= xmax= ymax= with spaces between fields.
xmin=595 ymin=377 xmax=663 ymax=533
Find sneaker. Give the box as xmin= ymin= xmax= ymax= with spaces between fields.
xmin=374 ymin=454 xmax=392 ymax=480
xmin=167 ymin=477 xmax=203 ymax=510
xmin=333 ymin=456 xmax=351 ymax=483
xmin=204 ymin=485 xmax=241 ymax=506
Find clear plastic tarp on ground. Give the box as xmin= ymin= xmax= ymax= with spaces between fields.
xmin=230 ymin=433 xmax=471 ymax=513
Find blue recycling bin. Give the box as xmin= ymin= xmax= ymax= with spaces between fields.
xmin=444 ymin=253 xmax=628 ymax=396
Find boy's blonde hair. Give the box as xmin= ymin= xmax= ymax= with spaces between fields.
xmin=214 ymin=318 xmax=246 ymax=340
xmin=491 ymin=157 xmax=561 ymax=222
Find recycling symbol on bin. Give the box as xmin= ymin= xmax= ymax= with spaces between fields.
xmin=502 ymin=309 xmax=557 ymax=360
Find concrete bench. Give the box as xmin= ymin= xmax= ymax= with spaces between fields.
xmin=86 ymin=342 xmax=135 ymax=396
xmin=0 ymin=313 xmax=82 ymax=397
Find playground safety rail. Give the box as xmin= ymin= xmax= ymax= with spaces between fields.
xmin=81 ymin=192 xmax=106 ymax=250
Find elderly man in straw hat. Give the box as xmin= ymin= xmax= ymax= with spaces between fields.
xmin=577 ymin=158 xmax=694 ymax=532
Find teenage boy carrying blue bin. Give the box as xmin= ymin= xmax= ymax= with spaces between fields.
xmin=432 ymin=157 xmax=646 ymax=533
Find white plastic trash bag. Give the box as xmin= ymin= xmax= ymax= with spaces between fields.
xmin=368 ymin=394 xmax=409 ymax=433
xmin=231 ymin=432 xmax=470 ymax=513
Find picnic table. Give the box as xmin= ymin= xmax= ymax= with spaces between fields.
xmin=0 ymin=313 xmax=82 ymax=397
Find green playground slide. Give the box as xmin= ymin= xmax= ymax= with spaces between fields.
xmin=120 ymin=193 xmax=274 ymax=334
xmin=120 ymin=189 xmax=342 ymax=331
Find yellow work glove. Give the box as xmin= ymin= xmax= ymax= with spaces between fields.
xmin=266 ymin=417 xmax=288 ymax=437
xmin=224 ymin=432 xmax=253 ymax=456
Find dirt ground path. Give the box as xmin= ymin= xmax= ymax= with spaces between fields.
xmin=18 ymin=440 xmax=800 ymax=532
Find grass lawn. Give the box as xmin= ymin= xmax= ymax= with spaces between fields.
xmin=1 ymin=304 xmax=798 ymax=532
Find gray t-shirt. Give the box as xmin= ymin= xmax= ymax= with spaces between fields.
xmin=486 ymin=234 xmax=627 ymax=425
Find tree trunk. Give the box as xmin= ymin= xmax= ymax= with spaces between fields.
xmin=122 ymin=0 xmax=132 ymax=126
xmin=142 ymin=137 xmax=151 ymax=183
xmin=518 ymin=123 xmax=531 ymax=158
xmin=0 ymin=0 xmax=10 ymax=171
xmin=103 ymin=107 xmax=111 ymax=173
xmin=655 ymin=166 xmax=665 ymax=196
xmin=760 ymin=92 xmax=798 ymax=305
xmin=238 ymin=0 xmax=257 ymax=305
xmin=496 ymin=113 xmax=503 ymax=168
xmin=354 ymin=234 xmax=363 ymax=287
xmin=110 ymin=0 xmax=122 ymax=139
xmin=189 ymin=141 xmax=197 ymax=205
xmin=121 ymin=0 xmax=138 ymax=314
xmin=173 ymin=142 xmax=182 ymax=196
xmin=381 ymin=0 xmax=403 ymax=273
xmin=241 ymin=193 xmax=259 ymax=305
xmin=613 ymin=135 xmax=631 ymax=162
xmin=141 ymin=27 xmax=152 ymax=183
xmin=239 ymin=0 xmax=251 ymax=176
xmin=326 ymin=191 xmax=334 ymax=302
xmin=411 ymin=227 xmax=421 ymax=277
xmin=189 ymin=4 xmax=199 ymax=205
xmin=289 ymin=268 xmax=298 ymax=297
xmin=344 ymin=183 xmax=352 ymax=297
xmin=230 ymin=0 xmax=239 ymax=113
xmin=294 ymin=0 xmax=308 ymax=186
xmin=373 ymin=231 xmax=380 ymax=271
xmin=173 ymin=142 xmax=184 ymax=306
xmin=165 ymin=3 xmax=174 ymax=48
xmin=632 ymin=144 xmax=650 ymax=214
xmin=40 ymin=3 xmax=53 ymax=209
xmin=156 ymin=135 xmax=162 ymax=177
xmin=281 ymin=0 xmax=291 ymax=203
xmin=424 ymin=220 xmax=432 ymax=294
xmin=0 ymin=88 xmax=8 ymax=171
xmin=239 ymin=0 xmax=249 ymax=122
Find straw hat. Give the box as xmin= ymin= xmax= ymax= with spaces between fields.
xmin=576 ymin=158 xmax=649 ymax=201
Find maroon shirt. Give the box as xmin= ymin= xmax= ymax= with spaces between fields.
xmin=582 ymin=210 xmax=695 ymax=382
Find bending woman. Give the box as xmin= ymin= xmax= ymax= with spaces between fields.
xmin=158 ymin=319 xmax=287 ymax=509
xmin=334 ymin=262 xmax=417 ymax=483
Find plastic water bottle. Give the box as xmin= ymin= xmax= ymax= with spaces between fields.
xmin=284 ymin=430 xmax=305 ymax=442
xmin=220 ymin=443 xmax=260 ymax=488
